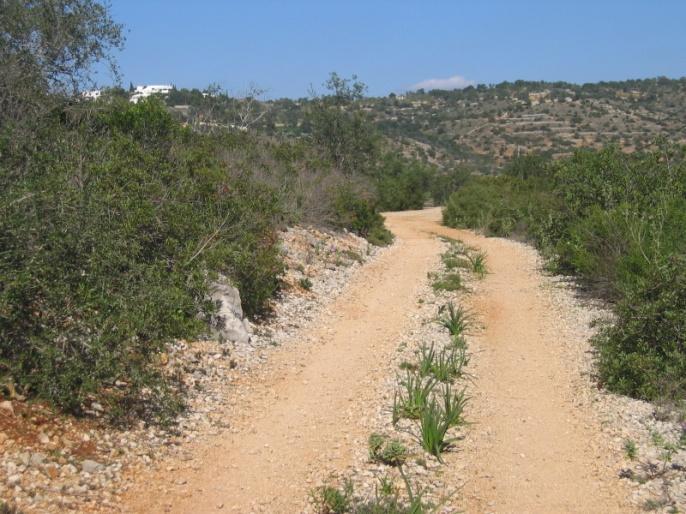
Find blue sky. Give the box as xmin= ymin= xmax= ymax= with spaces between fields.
xmin=105 ymin=1 xmax=686 ymax=98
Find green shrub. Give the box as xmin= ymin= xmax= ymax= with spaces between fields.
xmin=0 ymin=99 xmax=284 ymax=421
xmin=333 ymin=188 xmax=393 ymax=246
xmin=375 ymin=155 xmax=430 ymax=211
xmin=299 ymin=277 xmax=314 ymax=290
xmin=442 ymin=145 xmax=686 ymax=405
xmin=595 ymin=256 xmax=686 ymax=402
xmin=624 ymin=439 xmax=638 ymax=461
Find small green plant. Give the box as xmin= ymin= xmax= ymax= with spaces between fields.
xmin=418 ymin=400 xmax=457 ymax=462
xmin=651 ymin=430 xmax=665 ymax=447
xmin=624 ymin=439 xmax=638 ymax=460
xmin=438 ymin=384 xmax=468 ymax=428
xmin=441 ymin=255 xmax=461 ymax=270
xmin=393 ymin=372 xmax=437 ymax=422
xmin=431 ymin=346 xmax=469 ymax=383
xmin=368 ymin=434 xmax=408 ymax=467
xmin=431 ymin=272 xmax=462 ymax=292
xmin=313 ymin=472 xmax=432 ymax=514
xmin=416 ymin=343 xmax=437 ymax=377
xmin=440 ymin=242 xmax=471 ymax=271
xmin=437 ymin=302 xmax=471 ymax=337
xmin=467 ymin=250 xmax=488 ymax=278
xmin=311 ymin=479 xmax=354 ymax=514
xmin=642 ymin=498 xmax=668 ymax=512
xmin=299 ymin=277 xmax=313 ymax=290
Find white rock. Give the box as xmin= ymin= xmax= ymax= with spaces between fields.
xmin=29 ymin=453 xmax=46 ymax=467
xmin=209 ymin=277 xmax=250 ymax=344
xmin=81 ymin=459 xmax=103 ymax=474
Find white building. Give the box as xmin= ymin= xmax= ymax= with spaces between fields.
xmin=130 ymin=84 xmax=173 ymax=103
xmin=82 ymin=89 xmax=102 ymax=100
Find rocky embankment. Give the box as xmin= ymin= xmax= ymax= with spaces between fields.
xmin=0 ymin=226 xmax=385 ymax=513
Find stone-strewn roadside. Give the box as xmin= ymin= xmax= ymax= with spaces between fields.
xmin=0 ymin=226 xmax=387 ymax=513
xmin=542 ymin=272 xmax=686 ymax=513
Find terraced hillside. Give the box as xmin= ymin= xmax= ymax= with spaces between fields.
xmin=254 ymin=77 xmax=686 ymax=172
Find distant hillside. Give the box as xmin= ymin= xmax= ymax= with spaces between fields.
xmin=256 ymin=77 xmax=686 ymax=172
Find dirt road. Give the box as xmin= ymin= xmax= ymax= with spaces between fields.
xmin=122 ymin=208 xmax=633 ymax=513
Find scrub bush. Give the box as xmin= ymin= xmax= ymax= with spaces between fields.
xmin=0 ymin=99 xmax=283 ymax=420
xmin=441 ymin=147 xmax=686 ymax=404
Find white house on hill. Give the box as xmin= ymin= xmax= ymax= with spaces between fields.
xmin=130 ymin=84 xmax=173 ymax=103
xmin=82 ymin=89 xmax=102 ymax=100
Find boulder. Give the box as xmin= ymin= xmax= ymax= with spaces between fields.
xmin=209 ymin=277 xmax=252 ymax=345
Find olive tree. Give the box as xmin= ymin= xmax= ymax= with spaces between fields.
xmin=0 ymin=0 xmax=124 ymax=127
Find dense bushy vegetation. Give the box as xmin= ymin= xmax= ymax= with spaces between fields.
xmin=1 ymin=98 xmax=285 ymax=420
xmin=443 ymin=146 xmax=686 ymax=403
xmin=0 ymin=1 xmax=422 ymax=423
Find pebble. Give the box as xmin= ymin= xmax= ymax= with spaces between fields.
xmin=0 ymin=401 xmax=14 ymax=415
xmin=81 ymin=459 xmax=104 ymax=474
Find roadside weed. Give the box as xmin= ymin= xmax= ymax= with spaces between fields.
xmin=416 ymin=343 xmax=437 ymax=377
xmin=312 ymin=473 xmax=433 ymax=514
xmin=431 ymin=346 xmax=469 ymax=383
xmin=299 ymin=277 xmax=313 ymax=290
xmin=431 ymin=272 xmax=462 ymax=292
xmin=624 ymin=439 xmax=637 ymax=460
xmin=450 ymin=335 xmax=468 ymax=350
xmin=394 ymin=372 xmax=437 ymax=421
xmin=437 ymin=302 xmax=471 ymax=337
xmin=438 ymin=384 xmax=468 ymax=428
xmin=467 ymin=251 xmax=488 ymax=278
xmin=368 ymin=434 xmax=408 ymax=467
xmin=310 ymin=479 xmax=354 ymax=514
xmin=418 ymin=400 xmax=456 ymax=462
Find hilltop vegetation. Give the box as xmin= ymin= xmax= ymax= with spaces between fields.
xmin=209 ymin=78 xmax=685 ymax=173
xmin=166 ymin=76 xmax=686 ymax=179
xmin=367 ymin=79 xmax=686 ymax=172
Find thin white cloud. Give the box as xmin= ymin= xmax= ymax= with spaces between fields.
xmin=410 ymin=74 xmax=475 ymax=91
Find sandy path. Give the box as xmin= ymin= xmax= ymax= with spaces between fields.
xmin=122 ymin=207 xmax=633 ymax=514
xmin=414 ymin=210 xmax=633 ymax=514
xmin=122 ymin=210 xmax=441 ymax=513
